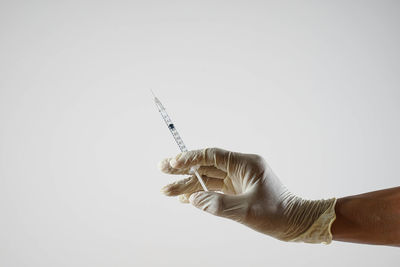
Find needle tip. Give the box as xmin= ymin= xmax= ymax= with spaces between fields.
xmin=150 ymin=89 xmax=156 ymax=98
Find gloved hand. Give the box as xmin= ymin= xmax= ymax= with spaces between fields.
xmin=159 ymin=148 xmax=337 ymax=244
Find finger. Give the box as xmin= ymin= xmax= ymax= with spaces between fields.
xmin=197 ymin=166 xmax=227 ymax=179
xmin=170 ymin=148 xmax=230 ymax=172
xmin=159 ymin=158 xmax=228 ymax=179
xmin=177 ymin=176 xmax=237 ymax=203
xmin=158 ymin=158 xmax=190 ymax=175
xmin=189 ymin=191 xmax=249 ymax=223
xmin=161 ymin=175 xmax=224 ymax=196
xmin=178 ymin=193 xmax=191 ymax=203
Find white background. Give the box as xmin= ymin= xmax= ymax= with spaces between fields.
xmin=1 ymin=0 xmax=399 ymax=266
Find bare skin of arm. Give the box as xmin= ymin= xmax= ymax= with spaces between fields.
xmin=331 ymin=186 xmax=400 ymax=247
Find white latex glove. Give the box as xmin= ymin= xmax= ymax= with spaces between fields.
xmin=159 ymin=148 xmax=337 ymax=244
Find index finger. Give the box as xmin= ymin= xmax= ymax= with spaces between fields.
xmin=170 ymin=148 xmax=231 ymax=172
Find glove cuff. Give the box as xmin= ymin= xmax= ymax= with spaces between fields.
xmin=277 ymin=191 xmax=337 ymax=244
xmin=289 ymin=198 xmax=337 ymax=244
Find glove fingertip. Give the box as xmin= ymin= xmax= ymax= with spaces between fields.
xmin=178 ymin=194 xmax=190 ymax=203
xmin=160 ymin=185 xmax=171 ymax=196
xmin=169 ymin=158 xmax=178 ymax=168
xmin=158 ymin=159 xmax=168 ymax=171
xmin=189 ymin=191 xmax=206 ymax=205
xmin=170 ymin=152 xmax=188 ymax=168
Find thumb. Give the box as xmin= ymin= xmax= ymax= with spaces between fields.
xmin=189 ymin=191 xmax=249 ymax=223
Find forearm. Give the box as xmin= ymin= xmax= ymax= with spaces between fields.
xmin=331 ymin=186 xmax=400 ymax=246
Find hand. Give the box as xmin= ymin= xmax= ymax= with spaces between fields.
xmin=159 ymin=148 xmax=336 ymax=243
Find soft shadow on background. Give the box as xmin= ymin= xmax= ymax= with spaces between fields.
xmin=1 ymin=1 xmax=399 ymax=266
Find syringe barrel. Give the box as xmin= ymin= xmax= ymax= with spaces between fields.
xmin=168 ymin=124 xmax=188 ymax=152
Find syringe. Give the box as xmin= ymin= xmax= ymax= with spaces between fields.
xmin=152 ymin=91 xmax=208 ymax=191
